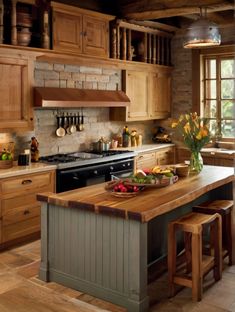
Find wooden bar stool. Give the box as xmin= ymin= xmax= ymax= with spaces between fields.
xmin=168 ymin=212 xmax=222 ymax=301
xmin=193 ymin=200 xmax=233 ymax=265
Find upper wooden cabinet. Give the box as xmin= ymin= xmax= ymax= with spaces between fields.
xmin=0 ymin=50 xmax=35 ymax=132
xmin=149 ymin=69 xmax=171 ymax=119
xmin=51 ymin=2 xmax=114 ymax=58
xmin=53 ymin=11 xmax=83 ymax=54
xmin=110 ymin=66 xmax=172 ymax=121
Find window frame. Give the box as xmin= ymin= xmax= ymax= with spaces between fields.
xmin=192 ymin=45 xmax=235 ymax=141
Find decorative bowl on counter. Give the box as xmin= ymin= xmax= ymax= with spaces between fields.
xmin=0 ymin=160 xmax=13 ymax=169
xmin=174 ymin=164 xmax=189 ymax=177
xmin=105 ymin=180 xmax=144 ymax=197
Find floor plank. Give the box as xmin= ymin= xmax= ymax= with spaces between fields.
xmin=0 ymin=240 xmax=235 ymax=312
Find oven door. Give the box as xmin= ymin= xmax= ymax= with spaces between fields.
xmin=110 ymin=169 xmax=133 ymax=181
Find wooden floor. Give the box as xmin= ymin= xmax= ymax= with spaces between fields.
xmin=0 ymin=240 xmax=234 ymax=312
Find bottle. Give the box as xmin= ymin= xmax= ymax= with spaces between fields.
xmin=31 ymin=137 xmax=39 ymax=162
xmin=122 ymin=126 xmax=130 ymax=148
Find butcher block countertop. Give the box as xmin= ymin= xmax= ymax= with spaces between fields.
xmin=37 ymin=166 xmax=235 ymax=223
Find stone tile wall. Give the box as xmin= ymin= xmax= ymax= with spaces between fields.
xmin=3 ymin=62 xmax=155 ymax=157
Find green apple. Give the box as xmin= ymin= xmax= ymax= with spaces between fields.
xmin=1 ymin=153 xmax=8 ymax=160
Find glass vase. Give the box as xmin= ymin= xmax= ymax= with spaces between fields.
xmin=190 ymin=151 xmax=203 ymax=174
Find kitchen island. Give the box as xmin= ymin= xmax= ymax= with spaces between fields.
xmin=37 ymin=166 xmax=235 ymax=312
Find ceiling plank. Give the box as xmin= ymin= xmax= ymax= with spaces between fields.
xmin=123 ymin=3 xmax=234 ymax=20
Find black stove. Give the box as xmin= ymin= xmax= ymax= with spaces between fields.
xmin=40 ymin=154 xmax=78 ymax=164
xmin=41 ymin=150 xmax=136 ymax=193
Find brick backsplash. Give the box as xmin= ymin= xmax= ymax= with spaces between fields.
xmin=7 ymin=61 xmax=155 ymax=157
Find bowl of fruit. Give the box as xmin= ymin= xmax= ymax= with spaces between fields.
xmin=125 ymin=166 xmax=178 ymax=188
xmin=0 ymin=149 xmax=14 ymax=169
xmin=105 ymin=180 xmax=144 ymax=197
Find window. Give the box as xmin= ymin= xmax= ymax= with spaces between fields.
xmin=200 ymin=50 xmax=235 ymax=139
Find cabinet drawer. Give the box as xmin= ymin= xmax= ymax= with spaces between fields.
xmin=1 ymin=172 xmax=53 ymax=195
xmin=1 ymin=185 xmax=52 ymax=215
xmin=2 ymin=216 xmax=40 ymax=243
xmin=135 ymin=152 xmax=157 ymax=170
xmin=2 ymin=205 xmax=40 ymax=226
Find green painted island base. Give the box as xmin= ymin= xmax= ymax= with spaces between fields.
xmin=39 ymin=178 xmax=234 ymax=312
xmin=39 ymin=203 xmax=149 ymax=312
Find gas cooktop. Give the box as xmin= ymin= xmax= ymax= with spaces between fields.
xmin=40 ymin=150 xmax=136 ymax=169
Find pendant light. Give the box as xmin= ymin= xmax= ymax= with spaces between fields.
xmin=183 ymin=8 xmax=221 ymax=48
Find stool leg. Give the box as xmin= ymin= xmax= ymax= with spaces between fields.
xmin=168 ymin=223 xmax=176 ymax=297
xmin=191 ymin=232 xmax=202 ymax=301
xmin=184 ymin=232 xmax=192 ymax=274
xmin=213 ymin=216 xmax=222 ymax=281
xmin=226 ymin=213 xmax=233 ymax=266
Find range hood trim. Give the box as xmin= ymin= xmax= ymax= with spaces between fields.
xmin=34 ymin=87 xmax=130 ymax=108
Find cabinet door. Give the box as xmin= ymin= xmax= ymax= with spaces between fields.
xmin=156 ymin=147 xmax=175 ymax=165
xmin=135 ymin=152 xmax=157 ymax=171
xmin=0 ymin=57 xmax=33 ymax=131
xmin=202 ymin=155 xmax=215 ymax=165
xmin=124 ymin=70 xmax=149 ymax=121
xmin=149 ymin=70 xmax=171 ymax=119
xmin=53 ymin=10 xmax=83 ymax=53
xmin=214 ymin=157 xmax=234 ymax=167
xmin=83 ymin=15 xmax=109 ymax=58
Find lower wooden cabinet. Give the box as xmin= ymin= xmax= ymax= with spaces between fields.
xmin=135 ymin=146 xmax=175 ymax=171
xmin=0 ymin=170 xmax=55 ymax=247
xmin=176 ymin=148 xmax=235 ymax=167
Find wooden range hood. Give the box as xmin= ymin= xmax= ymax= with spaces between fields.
xmin=34 ymin=87 xmax=130 ymax=108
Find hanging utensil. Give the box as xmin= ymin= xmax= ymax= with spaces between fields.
xmin=65 ymin=113 xmax=72 ymax=135
xmin=81 ymin=107 xmax=84 ymax=131
xmin=69 ymin=114 xmax=77 ymax=134
xmin=78 ymin=110 xmax=83 ymax=132
xmin=55 ymin=115 xmax=66 ymax=137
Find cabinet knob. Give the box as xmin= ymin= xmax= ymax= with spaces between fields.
xmin=23 ymin=210 xmax=30 ymax=215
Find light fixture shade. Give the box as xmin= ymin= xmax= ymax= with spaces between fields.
xmin=183 ymin=17 xmax=221 ymax=48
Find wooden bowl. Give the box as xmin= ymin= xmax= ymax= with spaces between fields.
xmin=0 ymin=160 xmax=13 ymax=169
xmin=174 ymin=164 xmax=189 ymax=177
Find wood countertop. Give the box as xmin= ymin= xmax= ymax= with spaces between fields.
xmin=37 ymin=166 xmax=235 ymax=223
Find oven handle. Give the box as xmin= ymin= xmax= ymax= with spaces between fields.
xmin=110 ymin=169 xmax=133 ymax=180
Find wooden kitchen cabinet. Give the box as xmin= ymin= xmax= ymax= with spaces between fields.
xmin=0 ymin=170 xmax=55 ymax=248
xmin=135 ymin=146 xmax=175 ymax=171
xmin=110 ymin=67 xmax=172 ymax=121
xmin=0 ymin=54 xmax=34 ymax=132
xmin=149 ymin=70 xmax=171 ymax=119
xmin=176 ymin=147 xmax=235 ymax=167
xmin=52 ymin=2 xmax=114 ymax=58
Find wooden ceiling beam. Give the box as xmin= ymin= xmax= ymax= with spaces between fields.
xmin=123 ymin=2 xmax=234 ymax=20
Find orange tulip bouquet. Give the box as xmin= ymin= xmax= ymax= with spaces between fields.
xmin=172 ymin=112 xmax=211 ymax=173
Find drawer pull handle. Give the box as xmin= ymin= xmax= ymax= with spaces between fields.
xmin=138 ymin=155 xmax=144 ymax=159
xmin=23 ymin=210 xmax=30 ymax=215
xmin=22 ymin=179 xmax=32 ymax=185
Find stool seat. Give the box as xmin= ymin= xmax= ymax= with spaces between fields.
xmin=193 ymin=200 xmax=233 ymax=265
xmin=168 ymin=211 xmax=222 ymax=302
xmin=195 ymin=200 xmax=233 ymax=214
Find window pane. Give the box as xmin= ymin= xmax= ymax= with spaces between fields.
xmin=221 ymin=59 xmax=235 ymax=78
xmin=221 ymin=100 xmax=235 ymax=119
xmin=205 ymin=80 xmax=217 ymax=99
xmin=204 ymin=100 xmax=217 ymax=118
xmin=208 ymin=119 xmax=217 ymax=136
xmin=221 ymin=79 xmax=235 ymax=99
xmin=221 ymin=120 xmax=235 ymax=138
xmin=206 ymin=59 xmax=216 ymax=79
